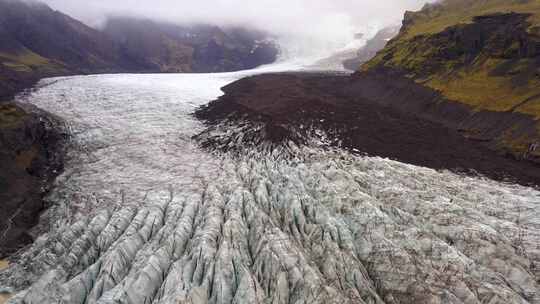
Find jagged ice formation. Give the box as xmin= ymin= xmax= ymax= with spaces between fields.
xmin=0 ymin=71 xmax=539 ymax=304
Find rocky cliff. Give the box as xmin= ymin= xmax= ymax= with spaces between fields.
xmin=361 ymin=0 xmax=540 ymax=160
xmin=0 ymin=102 xmax=65 ymax=258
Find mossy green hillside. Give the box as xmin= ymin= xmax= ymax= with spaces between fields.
xmin=364 ymin=0 xmax=540 ymax=118
xmin=0 ymin=103 xmax=27 ymax=128
xmin=0 ymin=49 xmax=66 ymax=74
xmin=362 ymin=0 xmax=540 ymax=157
xmin=402 ymin=0 xmax=540 ymax=39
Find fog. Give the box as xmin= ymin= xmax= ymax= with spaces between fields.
xmin=41 ymin=0 xmax=429 ymax=63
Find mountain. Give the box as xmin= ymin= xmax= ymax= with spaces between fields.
xmin=0 ymin=0 xmax=126 ymax=99
xmin=360 ymin=0 xmax=540 ymax=162
xmin=103 ymin=17 xmax=279 ymax=73
xmin=0 ymin=0 xmax=279 ymax=99
xmin=0 ymin=0 xmax=113 ymax=71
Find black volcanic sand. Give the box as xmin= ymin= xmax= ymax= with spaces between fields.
xmin=196 ymin=72 xmax=540 ymax=187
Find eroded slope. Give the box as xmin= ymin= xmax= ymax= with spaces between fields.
xmin=363 ymin=0 xmax=540 ymax=158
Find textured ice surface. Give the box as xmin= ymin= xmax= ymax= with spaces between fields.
xmin=1 ymin=66 xmax=540 ymax=303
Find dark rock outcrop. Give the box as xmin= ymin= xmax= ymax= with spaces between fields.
xmin=0 ymin=102 xmax=66 ymax=258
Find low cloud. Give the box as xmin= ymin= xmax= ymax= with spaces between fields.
xmin=41 ymin=0 xmax=428 ymax=60
xmin=43 ymin=0 xmax=426 ymax=31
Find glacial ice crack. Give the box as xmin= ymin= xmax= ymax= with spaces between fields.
xmin=2 ymin=151 xmax=540 ymax=303
xmin=1 ymin=72 xmax=539 ymax=304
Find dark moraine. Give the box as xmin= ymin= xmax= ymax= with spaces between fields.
xmin=0 ymin=102 xmax=66 ymax=258
xmin=195 ymin=72 xmax=540 ymax=187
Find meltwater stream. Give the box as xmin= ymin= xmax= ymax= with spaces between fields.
xmin=2 ymin=61 xmax=540 ymax=303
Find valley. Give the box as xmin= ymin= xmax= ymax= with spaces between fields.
xmin=1 ymin=0 xmax=540 ymax=303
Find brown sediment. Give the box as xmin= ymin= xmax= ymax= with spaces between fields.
xmin=0 ymin=261 xmax=10 ymax=304
xmin=195 ymin=72 xmax=540 ymax=187
xmin=0 ymin=292 xmax=11 ymax=304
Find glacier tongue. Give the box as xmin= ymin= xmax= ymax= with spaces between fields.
xmin=1 ymin=72 xmax=539 ymax=304
xmin=2 ymin=149 xmax=540 ymax=304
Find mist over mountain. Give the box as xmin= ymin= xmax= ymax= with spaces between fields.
xmin=40 ymin=0 xmax=429 ymax=59
xmin=0 ymin=0 xmax=279 ymax=99
xmin=103 ymin=17 xmax=279 ymax=73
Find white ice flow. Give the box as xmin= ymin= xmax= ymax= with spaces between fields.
xmin=1 ymin=59 xmax=540 ymax=303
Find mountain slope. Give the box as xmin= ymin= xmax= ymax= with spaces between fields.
xmin=0 ymin=0 xmax=279 ymax=98
xmin=0 ymin=0 xmax=131 ymax=72
xmin=103 ymin=18 xmax=279 ymax=73
xmin=362 ymin=0 xmax=540 ymax=160
xmin=0 ymin=0 xmax=140 ymax=99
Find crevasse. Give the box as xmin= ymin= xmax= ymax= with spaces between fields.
xmin=1 ymin=67 xmax=539 ymax=303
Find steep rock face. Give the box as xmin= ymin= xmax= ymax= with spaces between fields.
xmin=0 ymin=102 xmax=65 ymax=258
xmin=362 ymin=0 xmax=540 ymax=161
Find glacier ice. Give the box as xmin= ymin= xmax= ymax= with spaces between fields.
xmin=0 ymin=72 xmax=539 ymax=303
xmin=2 ymin=150 xmax=540 ymax=303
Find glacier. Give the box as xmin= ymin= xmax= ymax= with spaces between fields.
xmin=0 ymin=65 xmax=539 ymax=303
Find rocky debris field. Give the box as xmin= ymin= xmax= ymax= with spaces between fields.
xmin=195 ymin=72 xmax=540 ymax=187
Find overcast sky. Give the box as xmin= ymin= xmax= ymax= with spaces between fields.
xmin=41 ymin=0 xmax=427 ymax=31
xmin=40 ymin=0 xmax=429 ymax=61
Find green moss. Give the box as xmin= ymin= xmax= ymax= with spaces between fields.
xmin=0 ymin=49 xmax=65 ymax=74
xmin=2 ymin=62 xmax=33 ymax=72
xmin=363 ymin=0 xmax=540 ymax=119
xmin=425 ymin=68 xmax=540 ymax=114
xmin=0 ymin=103 xmax=28 ymax=128
xmin=360 ymin=0 xmax=540 ymax=159
xmin=403 ymin=0 xmax=540 ymax=40
xmin=499 ymin=126 xmax=540 ymax=154
xmin=515 ymin=95 xmax=540 ymax=115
